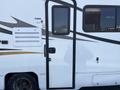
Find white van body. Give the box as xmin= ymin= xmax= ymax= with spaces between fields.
xmin=0 ymin=0 xmax=120 ymax=89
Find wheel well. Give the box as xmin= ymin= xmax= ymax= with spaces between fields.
xmin=5 ymin=72 xmax=39 ymax=90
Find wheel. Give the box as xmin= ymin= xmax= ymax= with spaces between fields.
xmin=6 ymin=73 xmax=38 ymax=90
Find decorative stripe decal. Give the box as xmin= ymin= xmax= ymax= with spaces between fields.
xmin=0 ymin=52 xmax=43 ymax=56
xmin=0 ymin=27 xmax=12 ymax=35
xmin=0 ymin=49 xmax=20 ymax=50
xmin=0 ymin=17 xmax=36 ymax=28
xmin=42 ymin=29 xmax=94 ymax=42
xmin=72 ymin=31 xmax=120 ymax=45
xmin=43 ymin=30 xmax=120 ymax=45
xmin=49 ymin=34 xmax=95 ymax=42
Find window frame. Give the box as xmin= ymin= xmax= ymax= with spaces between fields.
xmin=52 ymin=5 xmax=70 ymax=35
xmin=83 ymin=5 xmax=119 ymax=33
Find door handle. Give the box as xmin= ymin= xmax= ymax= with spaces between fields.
xmin=44 ymin=45 xmax=56 ymax=57
xmin=48 ymin=47 xmax=56 ymax=54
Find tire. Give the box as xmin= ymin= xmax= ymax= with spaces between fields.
xmin=6 ymin=73 xmax=38 ymax=90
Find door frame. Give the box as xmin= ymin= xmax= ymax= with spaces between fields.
xmin=45 ymin=0 xmax=77 ymax=89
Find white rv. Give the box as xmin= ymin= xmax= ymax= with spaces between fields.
xmin=0 ymin=0 xmax=120 ymax=90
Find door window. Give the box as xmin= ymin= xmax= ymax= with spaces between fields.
xmin=52 ymin=6 xmax=70 ymax=35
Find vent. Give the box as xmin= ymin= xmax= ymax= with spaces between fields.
xmin=14 ymin=28 xmax=41 ymax=47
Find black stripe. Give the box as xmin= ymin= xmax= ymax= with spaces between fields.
xmin=73 ymin=31 xmax=120 ymax=45
xmin=0 ymin=27 xmax=12 ymax=35
xmin=51 ymin=0 xmax=83 ymax=11
xmin=0 ymin=49 xmax=20 ymax=50
xmin=43 ymin=35 xmax=95 ymax=42
xmin=42 ymin=29 xmax=94 ymax=42
xmin=50 ymin=35 xmax=95 ymax=42
xmin=43 ymin=30 xmax=120 ymax=45
xmin=42 ymin=38 xmax=54 ymax=40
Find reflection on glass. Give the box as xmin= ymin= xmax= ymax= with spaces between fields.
xmin=84 ymin=7 xmax=115 ymax=32
xmin=53 ymin=7 xmax=70 ymax=35
xmin=100 ymin=8 xmax=115 ymax=31
xmin=117 ymin=8 xmax=120 ymax=31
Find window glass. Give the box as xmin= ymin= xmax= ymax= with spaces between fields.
xmin=52 ymin=6 xmax=70 ymax=35
xmin=84 ymin=7 xmax=115 ymax=32
xmin=100 ymin=8 xmax=115 ymax=31
xmin=117 ymin=8 xmax=120 ymax=31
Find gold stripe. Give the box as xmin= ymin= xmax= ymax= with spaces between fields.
xmin=0 ymin=52 xmax=44 ymax=56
